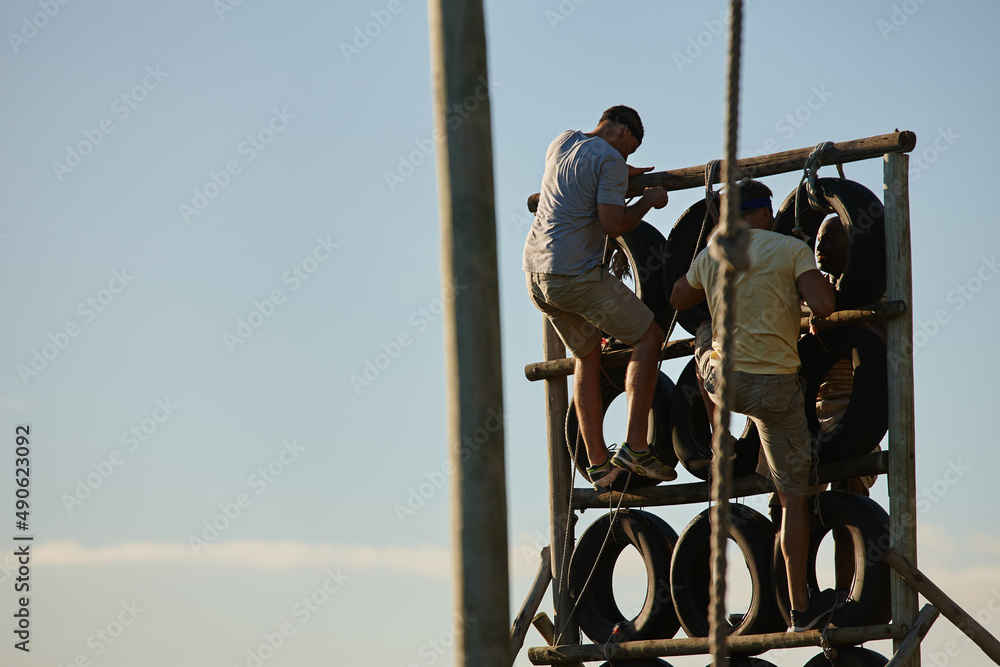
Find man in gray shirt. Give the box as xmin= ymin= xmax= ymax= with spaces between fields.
xmin=524 ymin=105 xmax=675 ymax=488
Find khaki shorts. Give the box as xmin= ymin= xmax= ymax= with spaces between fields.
xmin=695 ymin=322 xmax=816 ymax=496
xmin=526 ymin=265 xmax=654 ymax=358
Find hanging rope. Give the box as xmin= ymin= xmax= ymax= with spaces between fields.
xmin=793 ymin=141 xmax=836 ymax=239
xmin=708 ymin=0 xmax=747 ymax=664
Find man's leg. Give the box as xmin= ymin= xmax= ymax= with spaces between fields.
xmin=624 ymin=321 xmax=665 ymax=451
xmin=575 ymin=341 xmax=608 ymax=466
xmin=777 ymin=489 xmax=811 ymax=613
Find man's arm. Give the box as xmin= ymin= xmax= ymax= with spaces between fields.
xmin=797 ymin=269 xmax=836 ymax=318
xmin=670 ymin=275 xmax=706 ymax=311
xmin=597 ymin=186 xmax=668 ymax=238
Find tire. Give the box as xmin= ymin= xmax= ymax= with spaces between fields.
xmin=772 ymin=492 xmax=892 ymax=628
xmin=803 ymin=646 xmax=888 ymax=666
xmin=797 ymin=326 xmax=888 ymax=463
xmin=671 ymin=358 xmax=761 ymax=480
xmin=569 ymin=509 xmax=681 ymax=643
xmin=773 ymin=178 xmax=886 ymax=310
xmin=670 ymin=504 xmax=786 ymax=640
xmin=606 ymin=221 xmax=674 ymax=334
xmin=598 ymin=660 xmax=675 ymax=667
xmin=566 ymin=366 xmax=678 ymax=491
xmin=661 ymin=198 xmax=715 ymax=335
xmin=702 ymin=660 xmax=779 ymax=667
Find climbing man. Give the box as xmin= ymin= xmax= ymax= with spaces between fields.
xmin=523 ymin=105 xmax=676 ymax=489
xmin=669 ymin=178 xmax=838 ymax=631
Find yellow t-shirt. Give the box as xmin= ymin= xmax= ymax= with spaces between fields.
xmin=687 ymin=228 xmax=817 ymax=375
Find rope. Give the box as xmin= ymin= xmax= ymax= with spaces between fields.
xmin=793 ymin=141 xmax=836 ymax=239
xmin=708 ymin=1 xmax=746 ymax=664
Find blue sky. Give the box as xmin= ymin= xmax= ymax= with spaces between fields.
xmin=1 ymin=1 xmax=998 ymax=666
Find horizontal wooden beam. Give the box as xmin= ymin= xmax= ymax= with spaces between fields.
xmin=527 ymin=130 xmax=917 ymax=212
xmin=527 ymin=623 xmax=906 ymax=664
xmin=573 ymin=450 xmax=888 ymax=509
xmin=884 ymin=548 xmax=1000 ymax=664
xmin=530 ymin=614 xmax=585 ymax=667
xmin=523 ymin=302 xmax=905 ymax=382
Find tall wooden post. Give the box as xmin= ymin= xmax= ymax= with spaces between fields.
xmin=884 ymin=152 xmax=919 ymax=666
xmin=543 ymin=320 xmax=576 ymax=644
xmin=429 ymin=2 xmax=509 ymax=666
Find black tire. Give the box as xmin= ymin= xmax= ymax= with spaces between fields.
xmin=803 ymin=646 xmax=888 ymax=666
xmin=607 ymin=221 xmax=674 ymax=334
xmin=773 ymin=178 xmax=886 ymax=311
xmin=702 ymin=659 xmax=779 ymax=667
xmin=566 ymin=366 xmax=678 ymax=491
xmin=670 ymin=504 xmax=786 ymax=640
xmin=569 ymin=509 xmax=681 ymax=643
xmin=661 ymin=198 xmax=715 ymax=335
xmin=772 ymin=492 xmax=892 ymax=628
xmin=598 ymin=660 xmax=675 ymax=667
xmin=671 ymin=358 xmax=761 ymax=480
xmin=797 ymin=326 xmax=888 ymax=463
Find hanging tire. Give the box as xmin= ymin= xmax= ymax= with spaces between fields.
xmin=569 ymin=509 xmax=681 ymax=643
xmin=701 ymin=660 xmax=779 ymax=667
xmin=661 ymin=198 xmax=715 ymax=335
xmin=670 ymin=358 xmax=761 ymax=480
xmin=773 ymin=178 xmax=886 ymax=310
xmin=803 ymin=646 xmax=888 ymax=666
xmin=670 ymin=504 xmax=786 ymax=641
xmin=566 ymin=366 xmax=678 ymax=491
xmin=607 ymin=221 xmax=675 ymax=334
xmin=797 ymin=326 xmax=888 ymax=463
xmin=772 ymin=492 xmax=892 ymax=628
xmin=599 ymin=660 xmax=675 ymax=667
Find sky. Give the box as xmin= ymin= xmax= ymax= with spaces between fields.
xmin=1 ymin=1 xmax=998 ymax=666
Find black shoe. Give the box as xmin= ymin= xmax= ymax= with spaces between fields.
xmin=790 ymin=588 xmax=839 ymax=632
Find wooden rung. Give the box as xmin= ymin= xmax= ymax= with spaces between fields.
xmin=526 ymin=623 xmax=906 ymax=664
xmin=573 ymin=450 xmax=888 ymax=510
xmin=523 ymin=302 xmax=906 ymax=382
xmin=530 ymin=614 xmax=584 ymax=667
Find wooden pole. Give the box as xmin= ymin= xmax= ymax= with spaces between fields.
xmin=530 ymin=614 xmax=585 ymax=667
xmin=510 ymin=547 xmax=552 ymax=661
xmin=885 ymin=604 xmax=940 ymax=667
xmin=542 ymin=320 xmax=577 ymax=645
xmin=526 ymin=624 xmax=906 ymax=664
xmin=429 ymin=2 xmax=509 ymax=666
xmin=884 ymin=151 xmax=919 ymax=666
xmin=526 ymin=130 xmax=917 ymax=210
xmin=884 ymin=549 xmax=1000 ymax=664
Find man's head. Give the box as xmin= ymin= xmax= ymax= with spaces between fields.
xmin=816 ymin=216 xmax=849 ymax=277
xmin=734 ymin=179 xmax=774 ymax=229
xmin=596 ymin=105 xmax=644 ymax=158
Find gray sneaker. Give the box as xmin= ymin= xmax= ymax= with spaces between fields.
xmin=585 ymin=455 xmax=622 ymax=491
xmin=611 ymin=443 xmax=677 ymax=482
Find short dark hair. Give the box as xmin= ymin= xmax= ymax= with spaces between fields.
xmin=735 ymin=179 xmax=773 ymax=213
xmin=600 ymin=105 xmax=644 ymax=145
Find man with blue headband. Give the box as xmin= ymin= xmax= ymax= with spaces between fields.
xmin=670 ymin=178 xmax=837 ymax=632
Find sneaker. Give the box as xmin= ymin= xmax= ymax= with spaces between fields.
xmin=834 ymin=587 xmax=851 ymax=609
xmin=610 ymin=443 xmax=677 ymax=482
xmin=790 ymin=588 xmax=839 ymax=632
xmin=586 ymin=455 xmax=622 ymax=491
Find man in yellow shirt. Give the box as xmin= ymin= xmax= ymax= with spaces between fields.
xmin=670 ymin=179 xmax=836 ymax=632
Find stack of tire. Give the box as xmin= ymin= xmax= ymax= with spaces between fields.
xmin=564 ymin=179 xmax=893 ymax=665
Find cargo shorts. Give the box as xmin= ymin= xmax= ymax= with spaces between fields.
xmin=526 ymin=264 xmax=654 ymax=358
xmin=695 ymin=321 xmax=817 ymax=496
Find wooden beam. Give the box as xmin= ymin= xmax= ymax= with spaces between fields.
xmin=886 ymin=604 xmax=940 ymax=667
xmin=523 ymin=302 xmax=905 ymax=382
xmin=542 ymin=320 xmax=576 ymax=645
xmin=527 ymin=624 xmax=905 ymax=664
xmin=884 ymin=151 xmax=919 ymax=665
xmin=510 ymin=547 xmax=552 ymax=662
xmin=429 ymin=2 xmax=509 ymax=666
xmin=527 ymin=130 xmax=916 ymax=211
xmin=884 ymin=549 xmax=1000 ymax=664
xmin=573 ymin=450 xmax=888 ymax=509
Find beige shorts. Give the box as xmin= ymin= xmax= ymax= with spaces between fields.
xmin=526 ymin=265 xmax=654 ymax=358
xmin=695 ymin=321 xmax=816 ymax=496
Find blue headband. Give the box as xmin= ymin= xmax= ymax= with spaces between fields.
xmin=740 ymin=197 xmax=772 ymax=211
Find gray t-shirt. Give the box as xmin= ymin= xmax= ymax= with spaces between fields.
xmin=522 ymin=130 xmax=627 ymax=275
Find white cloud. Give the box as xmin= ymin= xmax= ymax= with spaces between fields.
xmin=34 ymin=540 xmax=452 ymax=577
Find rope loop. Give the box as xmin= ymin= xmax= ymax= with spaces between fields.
xmin=793 ymin=141 xmax=836 ymax=239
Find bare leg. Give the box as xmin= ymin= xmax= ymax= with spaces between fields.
xmin=575 ymin=342 xmax=608 ymax=466
xmin=778 ymin=490 xmax=811 ymax=613
xmin=624 ymin=322 xmax=665 ymax=452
